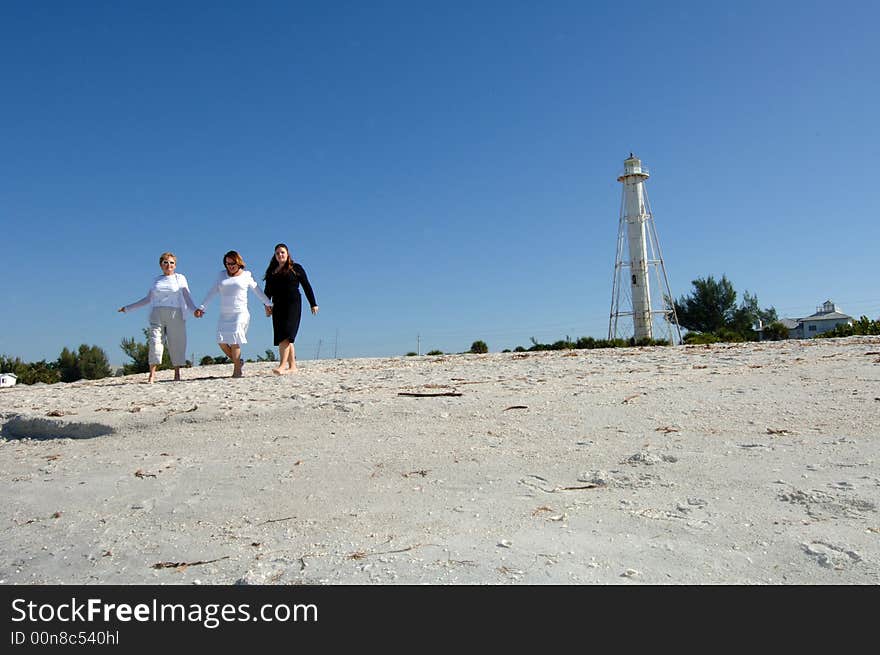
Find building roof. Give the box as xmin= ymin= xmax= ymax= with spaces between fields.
xmin=801 ymin=311 xmax=852 ymax=321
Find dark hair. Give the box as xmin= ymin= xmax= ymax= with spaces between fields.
xmin=263 ymin=243 xmax=296 ymax=280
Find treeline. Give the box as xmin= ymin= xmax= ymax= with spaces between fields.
xmin=817 ymin=316 xmax=880 ymax=338
xmin=419 ymin=275 xmax=781 ymax=355
xmin=2 ymin=330 xmax=280 ymax=384
xmin=198 ymin=350 xmax=276 ymax=366
xmin=409 ymin=336 xmax=667 ymax=357
xmin=0 ymin=345 xmax=111 ymax=385
xmin=507 ymin=335 xmax=668 ymax=351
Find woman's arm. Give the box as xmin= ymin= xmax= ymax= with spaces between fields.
xmin=197 ymin=273 xmax=223 ymax=311
xmin=296 ymin=264 xmax=318 ymax=310
xmin=119 ymin=288 xmax=152 ymax=313
xmin=247 ymin=272 xmax=273 ymax=307
xmin=177 ymin=274 xmax=198 ymax=314
xmin=263 ymin=275 xmax=273 ymax=301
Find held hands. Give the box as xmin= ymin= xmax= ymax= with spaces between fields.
xmin=194 ymin=309 xmax=205 ymax=318
xmin=264 ymin=305 xmax=272 ymax=317
xmin=118 ymin=307 xmax=126 ymax=313
xmin=311 ymin=305 xmax=319 ymax=315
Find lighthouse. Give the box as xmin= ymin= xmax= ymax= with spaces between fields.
xmin=608 ymin=154 xmax=681 ymax=344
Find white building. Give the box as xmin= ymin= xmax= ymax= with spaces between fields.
xmin=797 ymin=300 xmax=853 ymax=337
xmin=761 ymin=300 xmax=853 ymax=339
xmin=0 ymin=373 xmax=18 ymax=388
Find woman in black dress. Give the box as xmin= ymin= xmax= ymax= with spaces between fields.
xmin=263 ymin=243 xmax=318 ymax=374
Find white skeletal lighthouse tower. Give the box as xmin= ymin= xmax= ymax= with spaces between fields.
xmin=608 ymin=154 xmax=681 ymax=344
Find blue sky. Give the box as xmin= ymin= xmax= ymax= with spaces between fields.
xmin=2 ymin=1 xmax=878 ymax=365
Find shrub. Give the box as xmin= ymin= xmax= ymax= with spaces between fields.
xmin=762 ymin=322 xmax=789 ymax=341
xmin=817 ymin=316 xmax=880 ymax=338
xmin=683 ymin=332 xmax=720 ymax=345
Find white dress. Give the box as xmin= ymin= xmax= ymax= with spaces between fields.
xmin=198 ymin=270 xmax=272 ymax=344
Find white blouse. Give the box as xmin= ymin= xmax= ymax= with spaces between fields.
xmin=124 ymin=274 xmax=197 ymax=317
xmin=198 ymin=270 xmax=272 ymax=315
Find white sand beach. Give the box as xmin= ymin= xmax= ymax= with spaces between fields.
xmin=1 ymin=337 xmax=878 ymax=585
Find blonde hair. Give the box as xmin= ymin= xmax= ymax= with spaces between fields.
xmin=159 ymin=252 xmax=176 ymax=265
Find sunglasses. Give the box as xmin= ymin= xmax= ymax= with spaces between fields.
xmin=161 ymin=260 xmax=176 ymax=265
xmin=224 ymin=261 xmax=239 ymax=267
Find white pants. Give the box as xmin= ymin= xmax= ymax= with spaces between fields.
xmin=148 ymin=307 xmax=187 ymax=367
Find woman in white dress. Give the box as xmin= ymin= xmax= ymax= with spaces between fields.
xmin=195 ymin=250 xmax=272 ymax=378
xmin=118 ymin=252 xmax=197 ymax=383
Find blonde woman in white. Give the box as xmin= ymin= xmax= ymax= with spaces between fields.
xmin=119 ymin=251 xmax=197 ymax=383
xmin=195 ymin=250 xmax=272 ymax=378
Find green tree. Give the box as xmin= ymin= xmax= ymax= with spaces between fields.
xmin=470 ymin=340 xmax=488 ymax=354
xmin=1 ymin=355 xmax=61 ymax=385
xmin=762 ymin=321 xmax=789 ymax=341
xmin=55 ymin=345 xmax=111 ymax=382
xmin=729 ymin=291 xmax=778 ymax=339
xmin=57 ymin=347 xmax=80 ymax=382
xmin=77 ymin=344 xmax=111 ymax=380
xmin=675 ymin=275 xmax=776 ymax=342
xmin=256 ymin=349 xmax=277 ymax=362
xmin=22 ymin=360 xmax=61 ymax=384
xmin=817 ymin=316 xmax=880 ymax=338
xmin=121 ymin=329 xmax=170 ymax=375
xmin=674 ymin=275 xmax=737 ymax=334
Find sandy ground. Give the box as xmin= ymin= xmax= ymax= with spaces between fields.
xmin=0 ymin=337 xmax=878 ymax=585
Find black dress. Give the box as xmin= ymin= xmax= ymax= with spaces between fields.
xmin=264 ymin=263 xmax=317 ymax=346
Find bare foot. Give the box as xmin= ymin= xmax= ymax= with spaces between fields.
xmin=146 ymin=376 xmax=156 ymax=384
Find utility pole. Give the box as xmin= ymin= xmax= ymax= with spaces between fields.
xmin=315 ymin=339 xmax=322 ymax=360
xmin=333 ymin=329 xmax=339 ymax=359
xmin=417 ymin=334 xmax=421 ymax=356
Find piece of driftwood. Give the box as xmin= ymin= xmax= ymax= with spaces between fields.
xmin=162 ymin=405 xmax=198 ymax=422
xmin=152 ymin=555 xmax=230 ymax=570
xmin=347 ymin=544 xmax=424 ymax=560
xmin=398 ymin=391 xmax=462 ymax=397
xmin=403 ymin=469 xmax=429 ymax=478
xmin=260 ymin=515 xmax=296 ymax=525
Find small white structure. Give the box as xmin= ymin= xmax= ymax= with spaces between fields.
xmin=608 ymin=154 xmax=681 ymax=344
xmin=0 ymin=373 xmax=18 ymax=388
